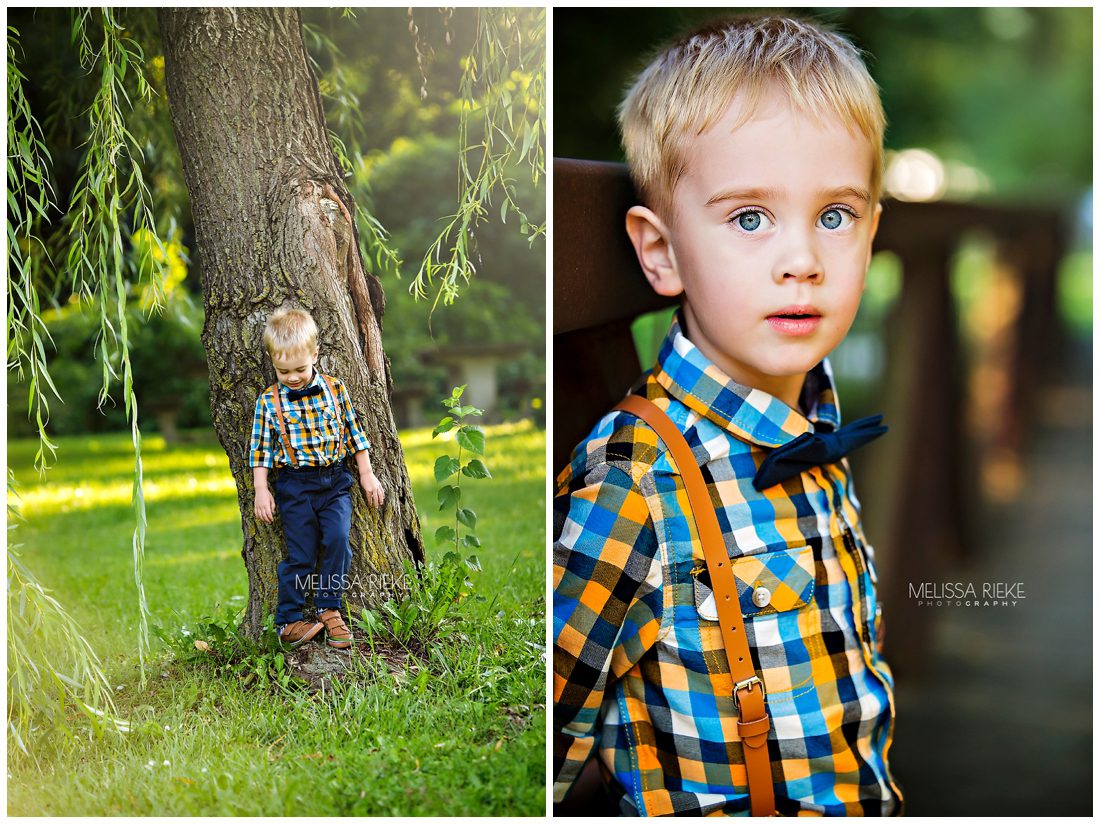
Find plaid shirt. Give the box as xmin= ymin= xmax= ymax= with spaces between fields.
xmin=553 ymin=314 xmax=904 ymax=816
xmin=248 ymin=371 xmax=371 ymax=468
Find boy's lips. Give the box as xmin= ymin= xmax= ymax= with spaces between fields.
xmin=766 ymin=305 xmax=821 ymax=336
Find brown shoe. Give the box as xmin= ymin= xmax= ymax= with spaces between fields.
xmin=319 ymin=609 xmax=353 ymax=649
xmin=279 ymin=620 xmax=323 ymax=648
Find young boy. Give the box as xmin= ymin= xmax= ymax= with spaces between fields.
xmin=249 ymin=307 xmax=385 ymax=649
xmin=554 ymin=16 xmax=904 ymax=816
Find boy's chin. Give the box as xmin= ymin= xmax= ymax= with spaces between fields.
xmin=757 ymin=353 xmax=828 ymax=379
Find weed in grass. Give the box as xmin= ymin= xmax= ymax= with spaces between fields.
xmin=432 ymin=385 xmax=490 ymax=555
xmin=356 ymin=551 xmax=482 ymax=653
xmin=153 ymin=606 xmax=305 ymax=696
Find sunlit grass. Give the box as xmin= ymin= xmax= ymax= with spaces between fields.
xmin=6 ymin=420 xmax=546 ymax=815
xmin=8 ymin=421 xmax=545 ymax=634
xmin=18 ymin=474 xmax=240 ymax=517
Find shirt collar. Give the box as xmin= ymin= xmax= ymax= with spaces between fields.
xmin=279 ymin=368 xmax=320 ymax=396
xmin=650 ymin=311 xmax=842 ymax=448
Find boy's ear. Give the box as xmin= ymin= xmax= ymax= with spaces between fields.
xmin=625 ymin=205 xmax=683 ymax=297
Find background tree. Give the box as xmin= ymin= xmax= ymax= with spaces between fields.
xmin=156 ymin=7 xmax=422 ymax=637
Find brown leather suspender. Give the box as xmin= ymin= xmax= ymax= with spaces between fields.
xmin=321 ymin=374 xmax=345 ymax=449
xmin=613 ymin=395 xmax=777 ymax=817
xmin=269 ymin=373 xmax=345 ymax=468
xmin=270 ymin=383 xmax=296 ymax=468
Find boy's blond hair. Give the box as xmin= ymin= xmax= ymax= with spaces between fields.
xmin=618 ymin=15 xmax=886 ymax=218
xmin=263 ymin=307 xmax=318 ymax=358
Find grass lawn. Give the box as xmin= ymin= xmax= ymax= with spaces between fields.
xmin=6 ymin=420 xmax=546 ymax=816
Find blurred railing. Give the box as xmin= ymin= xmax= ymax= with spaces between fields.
xmin=552 ymin=157 xmax=1068 ymax=676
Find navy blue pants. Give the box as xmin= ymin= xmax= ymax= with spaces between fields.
xmin=273 ymin=462 xmax=354 ymax=625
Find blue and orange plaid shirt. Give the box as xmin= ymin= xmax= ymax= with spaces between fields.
xmin=248 ymin=371 xmax=371 ymax=468
xmin=553 ymin=314 xmax=904 ymax=816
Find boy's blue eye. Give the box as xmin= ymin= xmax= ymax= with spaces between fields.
xmin=735 ymin=211 xmax=764 ymax=231
xmin=819 ymin=208 xmax=852 ymax=230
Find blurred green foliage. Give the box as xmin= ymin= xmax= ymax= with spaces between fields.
xmin=305 ymin=8 xmax=545 ymax=414
xmin=1055 ymin=251 xmax=1093 ymax=340
xmin=364 ymin=130 xmax=544 ymax=410
xmin=7 ymin=297 xmax=211 ymax=439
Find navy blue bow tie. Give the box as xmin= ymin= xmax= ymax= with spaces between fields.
xmin=286 ymin=384 xmax=322 ymax=402
xmin=753 ymin=414 xmax=888 ymax=491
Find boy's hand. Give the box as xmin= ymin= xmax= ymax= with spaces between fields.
xmin=255 ymin=487 xmax=277 ymax=523
xmin=359 ymin=469 xmax=384 ymax=507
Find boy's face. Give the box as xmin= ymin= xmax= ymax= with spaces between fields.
xmin=271 ymin=346 xmax=318 ymax=389
xmin=627 ymin=86 xmax=881 ymax=408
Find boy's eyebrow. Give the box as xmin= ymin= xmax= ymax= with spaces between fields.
xmin=820 ymin=185 xmax=871 ymax=204
xmin=705 ymin=185 xmax=871 ymax=207
xmin=705 ymin=186 xmax=782 ymax=207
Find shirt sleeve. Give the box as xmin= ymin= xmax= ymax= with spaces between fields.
xmin=335 ymin=379 xmax=371 ymax=452
xmin=552 ymin=460 xmax=663 ymax=803
xmin=249 ymin=393 xmax=275 ymax=468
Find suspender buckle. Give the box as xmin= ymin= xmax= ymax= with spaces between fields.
xmin=733 ymin=675 xmax=765 ymax=712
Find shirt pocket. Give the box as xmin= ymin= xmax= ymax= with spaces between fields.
xmin=693 ymin=546 xmax=818 ymax=703
xmin=320 ymin=405 xmax=341 ymax=443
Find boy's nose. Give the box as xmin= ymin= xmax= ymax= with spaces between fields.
xmin=772 ymin=231 xmax=823 ymax=283
xmin=781 ymin=266 xmax=823 ymax=283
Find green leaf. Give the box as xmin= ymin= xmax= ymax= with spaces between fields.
xmin=456 ymin=508 xmax=477 ymax=529
xmin=461 ymin=459 xmax=491 ymax=479
xmin=431 ymin=416 xmax=455 ymax=437
xmin=455 ymin=404 xmax=484 ymax=418
xmin=456 ymin=426 xmax=485 ymax=455
xmin=434 ymin=525 xmax=456 ymax=544
xmin=462 ymin=534 xmax=481 ymax=548
xmin=521 ymin=118 xmax=538 ymax=158
xmin=464 ymin=554 xmax=482 ymax=573
xmin=434 ymin=455 xmax=461 ymax=482
xmin=437 ymin=484 xmax=461 ymax=511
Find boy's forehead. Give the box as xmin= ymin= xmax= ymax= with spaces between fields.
xmin=675 ymin=88 xmax=874 ymax=206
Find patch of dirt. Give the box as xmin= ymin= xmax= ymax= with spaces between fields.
xmin=501 ymin=702 xmax=545 ymax=730
xmin=283 ymin=636 xmax=426 ymax=692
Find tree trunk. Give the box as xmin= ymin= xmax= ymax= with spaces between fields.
xmin=158 ymin=8 xmax=424 ymax=638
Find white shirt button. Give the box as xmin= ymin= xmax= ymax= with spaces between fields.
xmin=752 ymin=586 xmax=772 ymax=608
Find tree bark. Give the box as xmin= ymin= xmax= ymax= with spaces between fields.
xmin=158 ymin=8 xmax=424 ymax=637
